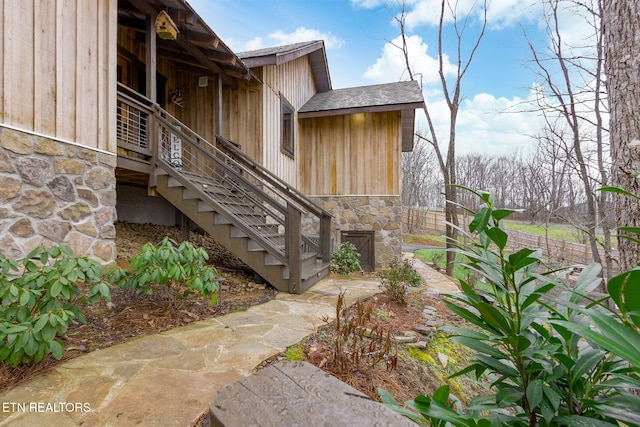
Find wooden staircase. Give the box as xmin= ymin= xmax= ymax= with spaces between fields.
xmin=138 ymin=105 xmax=332 ymax=294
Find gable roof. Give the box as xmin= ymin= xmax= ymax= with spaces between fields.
xmin=298 ymin=80 xmax=424 ymax=118
xmin=238 ymin=41 xmax=332 ymax=92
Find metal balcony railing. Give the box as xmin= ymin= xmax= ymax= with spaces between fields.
xmin=116 ymin=84 xmax=331 ymax=291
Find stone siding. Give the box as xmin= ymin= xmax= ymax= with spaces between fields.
xmin=0 ymin=127 xmax=117 ymax=262
xmin=307 ymin=195 xmax=402 ymax=269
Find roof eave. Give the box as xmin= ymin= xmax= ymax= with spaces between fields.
xmin=240 ymin=41 xmax=331 ymax=92
xmin=298 ymin=101 xmax=425 ymax=119
xmin=240 ymin=40 xmax=324 ymax=66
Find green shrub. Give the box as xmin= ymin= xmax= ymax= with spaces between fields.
xmin=382 ymin=188 xmax=640 ymax=426
xmin=115 ymin=237 xmax=218 ymax=306
xmin=430 ymin=249 xmax=445 ymax=266
xmin=330 ymin=242 xmax=362 ymax=275
xmin=377 ymin=257 xmax=422 ymax=304
xmin=0 ymin=245 xmax=111 ymax=366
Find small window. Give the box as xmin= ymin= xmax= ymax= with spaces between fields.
xmin=280 ymin=94 xmax=295 ymax=157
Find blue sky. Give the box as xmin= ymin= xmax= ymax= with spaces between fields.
xmin=187 ymin=0 xmax=590 ymax=155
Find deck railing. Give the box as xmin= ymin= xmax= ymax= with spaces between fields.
xmin=116 ymin=83 xmax=152 ymax=154
xmin=116 ymin=85 xmax=331 ymax=291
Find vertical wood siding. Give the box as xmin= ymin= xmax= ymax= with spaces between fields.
xmin=299 ymin=111 xmax=402 ymax=196
xmin=261 ymin=57 xmax=317 ymax=188
xmin=0 ymin=0 xmax=116 ymax=152
xmin=222 ymin=76 xmax=263 ymax=163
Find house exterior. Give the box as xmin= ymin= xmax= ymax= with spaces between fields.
xmin=0 ymin=0 xmax=424 ymax=291
xmin=238 ymin=44 xmax=424 ymax=269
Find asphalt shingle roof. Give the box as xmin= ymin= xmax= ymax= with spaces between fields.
xmin=299 ymin=80 xmax=424 ymax=115
xmin=237 ymin=41 xmax=320 ymax=60
xmin=237 ymin=41 xmax=331 ymax=92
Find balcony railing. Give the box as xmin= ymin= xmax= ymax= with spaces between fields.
xmin=115 ymin=84 xmax=331 ymax=291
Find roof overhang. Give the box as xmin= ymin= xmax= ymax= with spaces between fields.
xmin=238 ymin=41 xmax=332 ymax=92
xmin=118 ymin=0 xmax=250 ymax=85
xmin=297 ymin=101 xmax=424 ymax=119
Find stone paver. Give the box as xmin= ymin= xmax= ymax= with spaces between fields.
xmin=0 ymin=261 xmax=457 ymax=426
xmin=404 ymin=252 xmax=461 ymax=294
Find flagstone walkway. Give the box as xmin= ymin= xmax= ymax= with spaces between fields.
xmin=0 ymin=258 xmax=458 ymax=426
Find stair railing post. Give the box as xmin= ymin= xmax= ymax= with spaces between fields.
xmin=148 ymin=107 xmax=159 ymax=189
xmin=319 ymin=213 xmax=331 ymax=262
xmin=286 ymin=203 xmax=302 ymax=294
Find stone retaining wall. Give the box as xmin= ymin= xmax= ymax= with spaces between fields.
xmin=0 ymin=127 xmax=117 ymax=262
xmin=306 ymin=195 xmax=402 ymax=269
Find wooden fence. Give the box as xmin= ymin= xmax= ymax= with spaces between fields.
xmin=403 ymin=207 xmax=613 ymax=266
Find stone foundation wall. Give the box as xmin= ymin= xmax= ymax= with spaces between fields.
xmin=0 ymin=127 xmax=117 ymax=262
xmin=306 ymin=195 xmax=402 ymax=269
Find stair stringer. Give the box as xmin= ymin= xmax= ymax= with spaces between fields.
xmin=155 ymin=175 xmax=292 ymax=291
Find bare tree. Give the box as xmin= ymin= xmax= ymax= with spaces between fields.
xmin=402 ymin=137 xmax=441 ymax=232
xmin=396 ymin=0 xmax=488 ymax=275
xmin=525 ymin=0 xmax=613 ymax=278
xmin=456 ymin=153 xmax=494 ymax=212
xmin=604 ymin=0 xmax=640 ymax=271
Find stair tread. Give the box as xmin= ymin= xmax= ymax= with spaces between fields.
xmin=154 ymin=152 xmax=332 ymax=294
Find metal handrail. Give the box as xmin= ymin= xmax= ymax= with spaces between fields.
xmin=152 ymin=111 xmax=289 ymax=264
xmin=115 ymin=86 xmax=332 ymax=282
xmin=216 ymin=136 xmax=332 ymax=219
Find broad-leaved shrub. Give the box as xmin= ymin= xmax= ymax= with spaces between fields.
xmin=331 ymin=242 xmax=362 ymax=275
xmin=382 ymin=188 xmax=640 ymax=426
xmin=378 ymin=257 xmax=422 ymax=304
xmin=115 ymin=237 xmax=219 ymax=306
xmin=0 ymin=245 xmax=111 ymax=366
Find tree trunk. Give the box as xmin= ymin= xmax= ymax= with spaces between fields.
xmin=604 ymin=0 xmax=640 ymax=271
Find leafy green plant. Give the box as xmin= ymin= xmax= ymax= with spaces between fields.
xmin=373 ymin=308 xmax=391 ymax=321
xmin=380 ymin=385 xmax=466 ymax=427
xmin=555 ymin=186 xmax=640 ymax=370
xmin=377 ymin=257 xmax=422 ymax=304
xmin=0 ymin=245 xmax=111 ymax=366
xmin=330 ymin=242 xmax=362 ymax=275
xmin=115 ymin=237 xmax=218 ymax=306
xmin=430 ymin=250 xmax=445 ymax=267
xmin=382 ymin=188 xmax=640 ymax=426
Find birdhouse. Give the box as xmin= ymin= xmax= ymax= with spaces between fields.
xmin=156 ymin=10 xmax=179 ymax=40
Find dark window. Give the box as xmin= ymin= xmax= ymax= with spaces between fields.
xmin=280 ymin=94 xmax=295 ymax=157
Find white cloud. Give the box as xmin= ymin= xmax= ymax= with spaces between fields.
xmin=364 ymin=35 xmax=455 ymax=84
xmin=353 ymin=0 xmax=542 ymax=30
xmin=454 ymin=92 xmax=543 ymax=155
xmin=269 ymin=27 xmax=344 ymax=48
xmin=364 ymin=34 xmax=543 ymax=155
xmin=350 ymin=0 xmax=389 ymax=8
xmin=239 ymin=37 xmax=264 ymax=52
xmin=414 ymin=90 xmax=546 ymax=156
xmin=539 ymin=0 xmax=601 ymax=59
xmin=236 ymin=27 xmax=344 ymax=52
xmin=359 ymin=2 xmax=559 ymax=156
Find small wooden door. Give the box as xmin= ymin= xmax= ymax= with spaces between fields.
xmin=341 ymin=231 xmax=375 ymax=271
